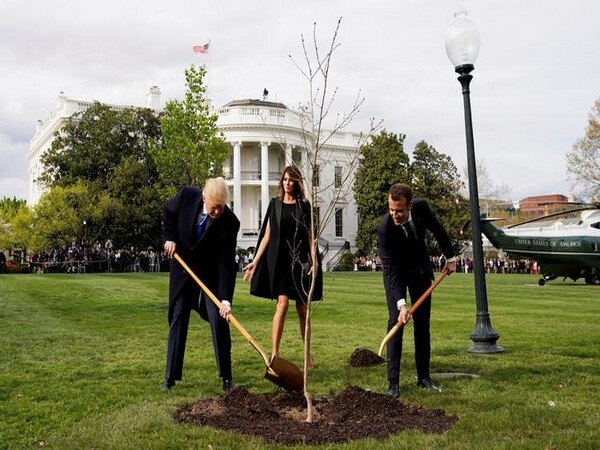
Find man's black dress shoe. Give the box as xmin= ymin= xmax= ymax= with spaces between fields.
xmin=161 ymin=378 xmax=175 ymax=391
xmin=222 ymin=378 xmax=235 ymax=392
xmin=417 ymin=377 xmax=441 ymax=392
xmin=387 ymin=382 xmax=400 ymax=399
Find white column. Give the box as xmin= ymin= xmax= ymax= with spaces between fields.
xmin=285 ymin=143 xmax=292 ymax=166
xmin=233 ymin=141 xmax=242 ymax=220
xmin=261 ymin=141 xmax=270 ymax=219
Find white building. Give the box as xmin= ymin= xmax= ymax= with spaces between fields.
xmin=28 ymin=87 xmax=162 ymax=205
xmin=28 ymin=89 xmax=361 ymax=266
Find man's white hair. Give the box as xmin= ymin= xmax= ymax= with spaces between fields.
xmin=203 ymin=177 xmax=229 ymax=205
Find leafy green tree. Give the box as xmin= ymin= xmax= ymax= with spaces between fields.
xmin=107 ymin=155 xmax=163 ymax=248
xmin=39 ymin=103 xmax=161 ymax=190
xmin=0 ymin=197 xmax=26 ymax=218
xmin=0 ymin=197 xmax=28 ymax=250
xmin=8 ymin=182 xmax=112 ymax=251
xmin=567 ymin=98 xmax=600 ymax=200
xmin=36 ymin=102 xmax=162 ymax=249
xmin=150 ymin=65 xmax=229 ymax=199
xmin=411 ymin=140 xmax=469 ymax=251
xmin=353 ymin=130 xmax=411 ymax=254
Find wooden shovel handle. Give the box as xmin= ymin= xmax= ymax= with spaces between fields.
xmin=377 ymin=268 xmax=449 ymax=357
xmin=173 ymin=252 xmax=272 ymax=367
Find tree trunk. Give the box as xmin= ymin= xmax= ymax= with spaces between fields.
xmin=303 ymin=310 xmax=314 ymax=422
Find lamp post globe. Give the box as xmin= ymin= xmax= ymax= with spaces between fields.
xmin=446 ymin=9 xmax=503 ymax=353
xmin=445 ymin=8 xmax=480 ymax=69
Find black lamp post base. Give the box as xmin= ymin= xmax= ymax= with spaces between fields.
xmin=467 ymin=312 xmax=504 ymax=354
xmin=467 ymin=342 xmax=504 ymax=354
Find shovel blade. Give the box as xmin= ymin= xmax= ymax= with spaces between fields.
xmin=264 ymin=356 xmax=304 ymax=392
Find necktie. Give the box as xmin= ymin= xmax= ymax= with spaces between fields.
xmin=196 ymin=213 xmax=207 ymax=239
xmin=404 ymin=222 xmax=417 ymax=242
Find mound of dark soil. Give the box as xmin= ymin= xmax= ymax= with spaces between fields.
xmin=176 ymin=386 xmax=457 ymax=445
xmin=349 ymin=347 xmax=385 ymax=367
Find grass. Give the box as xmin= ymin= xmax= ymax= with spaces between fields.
xmin=0 ymin=271 xmax=598 ymax=449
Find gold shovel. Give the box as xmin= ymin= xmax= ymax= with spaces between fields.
xmin=173 ymin=253 xmax=304 ymax=391
xmin=377 ymin=268 xmax=449 ymax=357
xmin=350 ymin=268 xmax=449 ymax=367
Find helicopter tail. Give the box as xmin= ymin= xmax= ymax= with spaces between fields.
xmin=479 ymin=217 xmax=508 ymax=249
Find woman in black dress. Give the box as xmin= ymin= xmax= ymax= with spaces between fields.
xmin=243 ymin=165 xmax=323 ymax=367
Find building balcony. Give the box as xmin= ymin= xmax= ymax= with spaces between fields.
xmin=216 ymin=102 xmax=306 ymax=130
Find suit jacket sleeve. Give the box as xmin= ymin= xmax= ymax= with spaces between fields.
xmin=162 ymin=189 xmax=183 ymax=244
xmin=419 ymin=201 xmax=454 ymax=259
xmin=218 ymin=210 xmax=240 ymax=303
xmin=377 ymin=217 xmax=407 ymax=302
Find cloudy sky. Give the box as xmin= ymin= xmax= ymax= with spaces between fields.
xmin=1 ymin=0 xmax=598 ymax=203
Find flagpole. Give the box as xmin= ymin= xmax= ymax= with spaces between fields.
xmin=192 ymin=41 xmax=211 ymax=100
xmin=207 ymin=39 xmax=211 ymax=99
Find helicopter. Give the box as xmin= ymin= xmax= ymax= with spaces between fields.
xmin=479 ymin=206 xmax=600 ymax=286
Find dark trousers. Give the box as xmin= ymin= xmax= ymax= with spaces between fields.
xmin=165 ymin=292 xmax=232 ymax=382
xmin=386 ymin=274 xmax=432 ymax=383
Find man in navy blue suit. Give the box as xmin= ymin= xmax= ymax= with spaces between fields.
xmin=377 ymin=183 xmax=456 ymax=398
xmin=161 ymin=177 xmax=240 ymax=392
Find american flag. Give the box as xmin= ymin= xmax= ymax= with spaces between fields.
xmin=193 ymin=43 xmax=209 ymax=54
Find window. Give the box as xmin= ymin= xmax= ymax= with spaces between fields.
xmin=335 ymin=208 xmax=343 ymax=237
xmin=292 ymin=148 xmax=302 ymax=165
xmin=334 ymin=165 xmax=342 ymax=188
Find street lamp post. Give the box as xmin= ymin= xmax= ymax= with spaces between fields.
xmin=445 ymin=9 xmax=503 ymax=353
xmin=82 ymin=220 xmax=87 ymax=248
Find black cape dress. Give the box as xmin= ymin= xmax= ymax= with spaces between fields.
xmin=250 ymin=197 xmax=323 ymax=302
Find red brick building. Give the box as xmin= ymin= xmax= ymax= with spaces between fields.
xmin=518 ymin=194 xmax=574 ymax=219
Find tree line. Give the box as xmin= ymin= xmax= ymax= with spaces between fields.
xmin=2 ymin=62 xmax=597 ymax=257
xmin=0 ymin=65 xmax=228 ymax=254
xmin=353 ymin=131 xmax=468 ymax=256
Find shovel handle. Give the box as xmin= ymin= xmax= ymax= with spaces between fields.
xmin=377 ymin=268 xmax=449 ymax=357
xmin=173 ymin=252 xmax=272 ymax=367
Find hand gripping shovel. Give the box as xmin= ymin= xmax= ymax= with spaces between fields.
xmin=349 ymin=268 xmax=449 ymax=367
xmin=377 ymin=268 xmax=449 ymax=356
xmin=174 ymin=253 xmax=303 ymax=391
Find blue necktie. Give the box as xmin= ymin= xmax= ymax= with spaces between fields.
xmin=196 ymin=213 xmax=207 ymax=239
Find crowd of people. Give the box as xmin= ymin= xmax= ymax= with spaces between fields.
xmin=23 ymin=241 xmax=168 ymax=274
xmin=353 ymin=255 xmax=382 ymax=271
xmin=436 ymin=256 xmax=539 ymax=275
xmin=9 ymin=244 xmax=540 ymax=276
xmin=354 ymin=254 xmax=539 ymax=275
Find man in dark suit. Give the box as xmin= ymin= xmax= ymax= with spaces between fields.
xmin=161 ymin=177 xmax=240 ymax=392
xmin=377 ymin=183 xmax=456 ymax=398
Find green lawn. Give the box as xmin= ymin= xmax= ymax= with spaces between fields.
xmin=0 ymin=272 xmax=598 ymax=449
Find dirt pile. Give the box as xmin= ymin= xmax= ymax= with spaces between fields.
xmin=349 ymin=347 xmax=385 ymax=367
xmin=176 ymin=386 xmax=457 ymax=445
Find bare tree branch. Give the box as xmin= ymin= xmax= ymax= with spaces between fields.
xmin=274 ymin=18 xmax=382 ymax=423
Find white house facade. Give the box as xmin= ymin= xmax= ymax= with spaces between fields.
xmin=28 ymin=90 xmax=361 ymax=266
